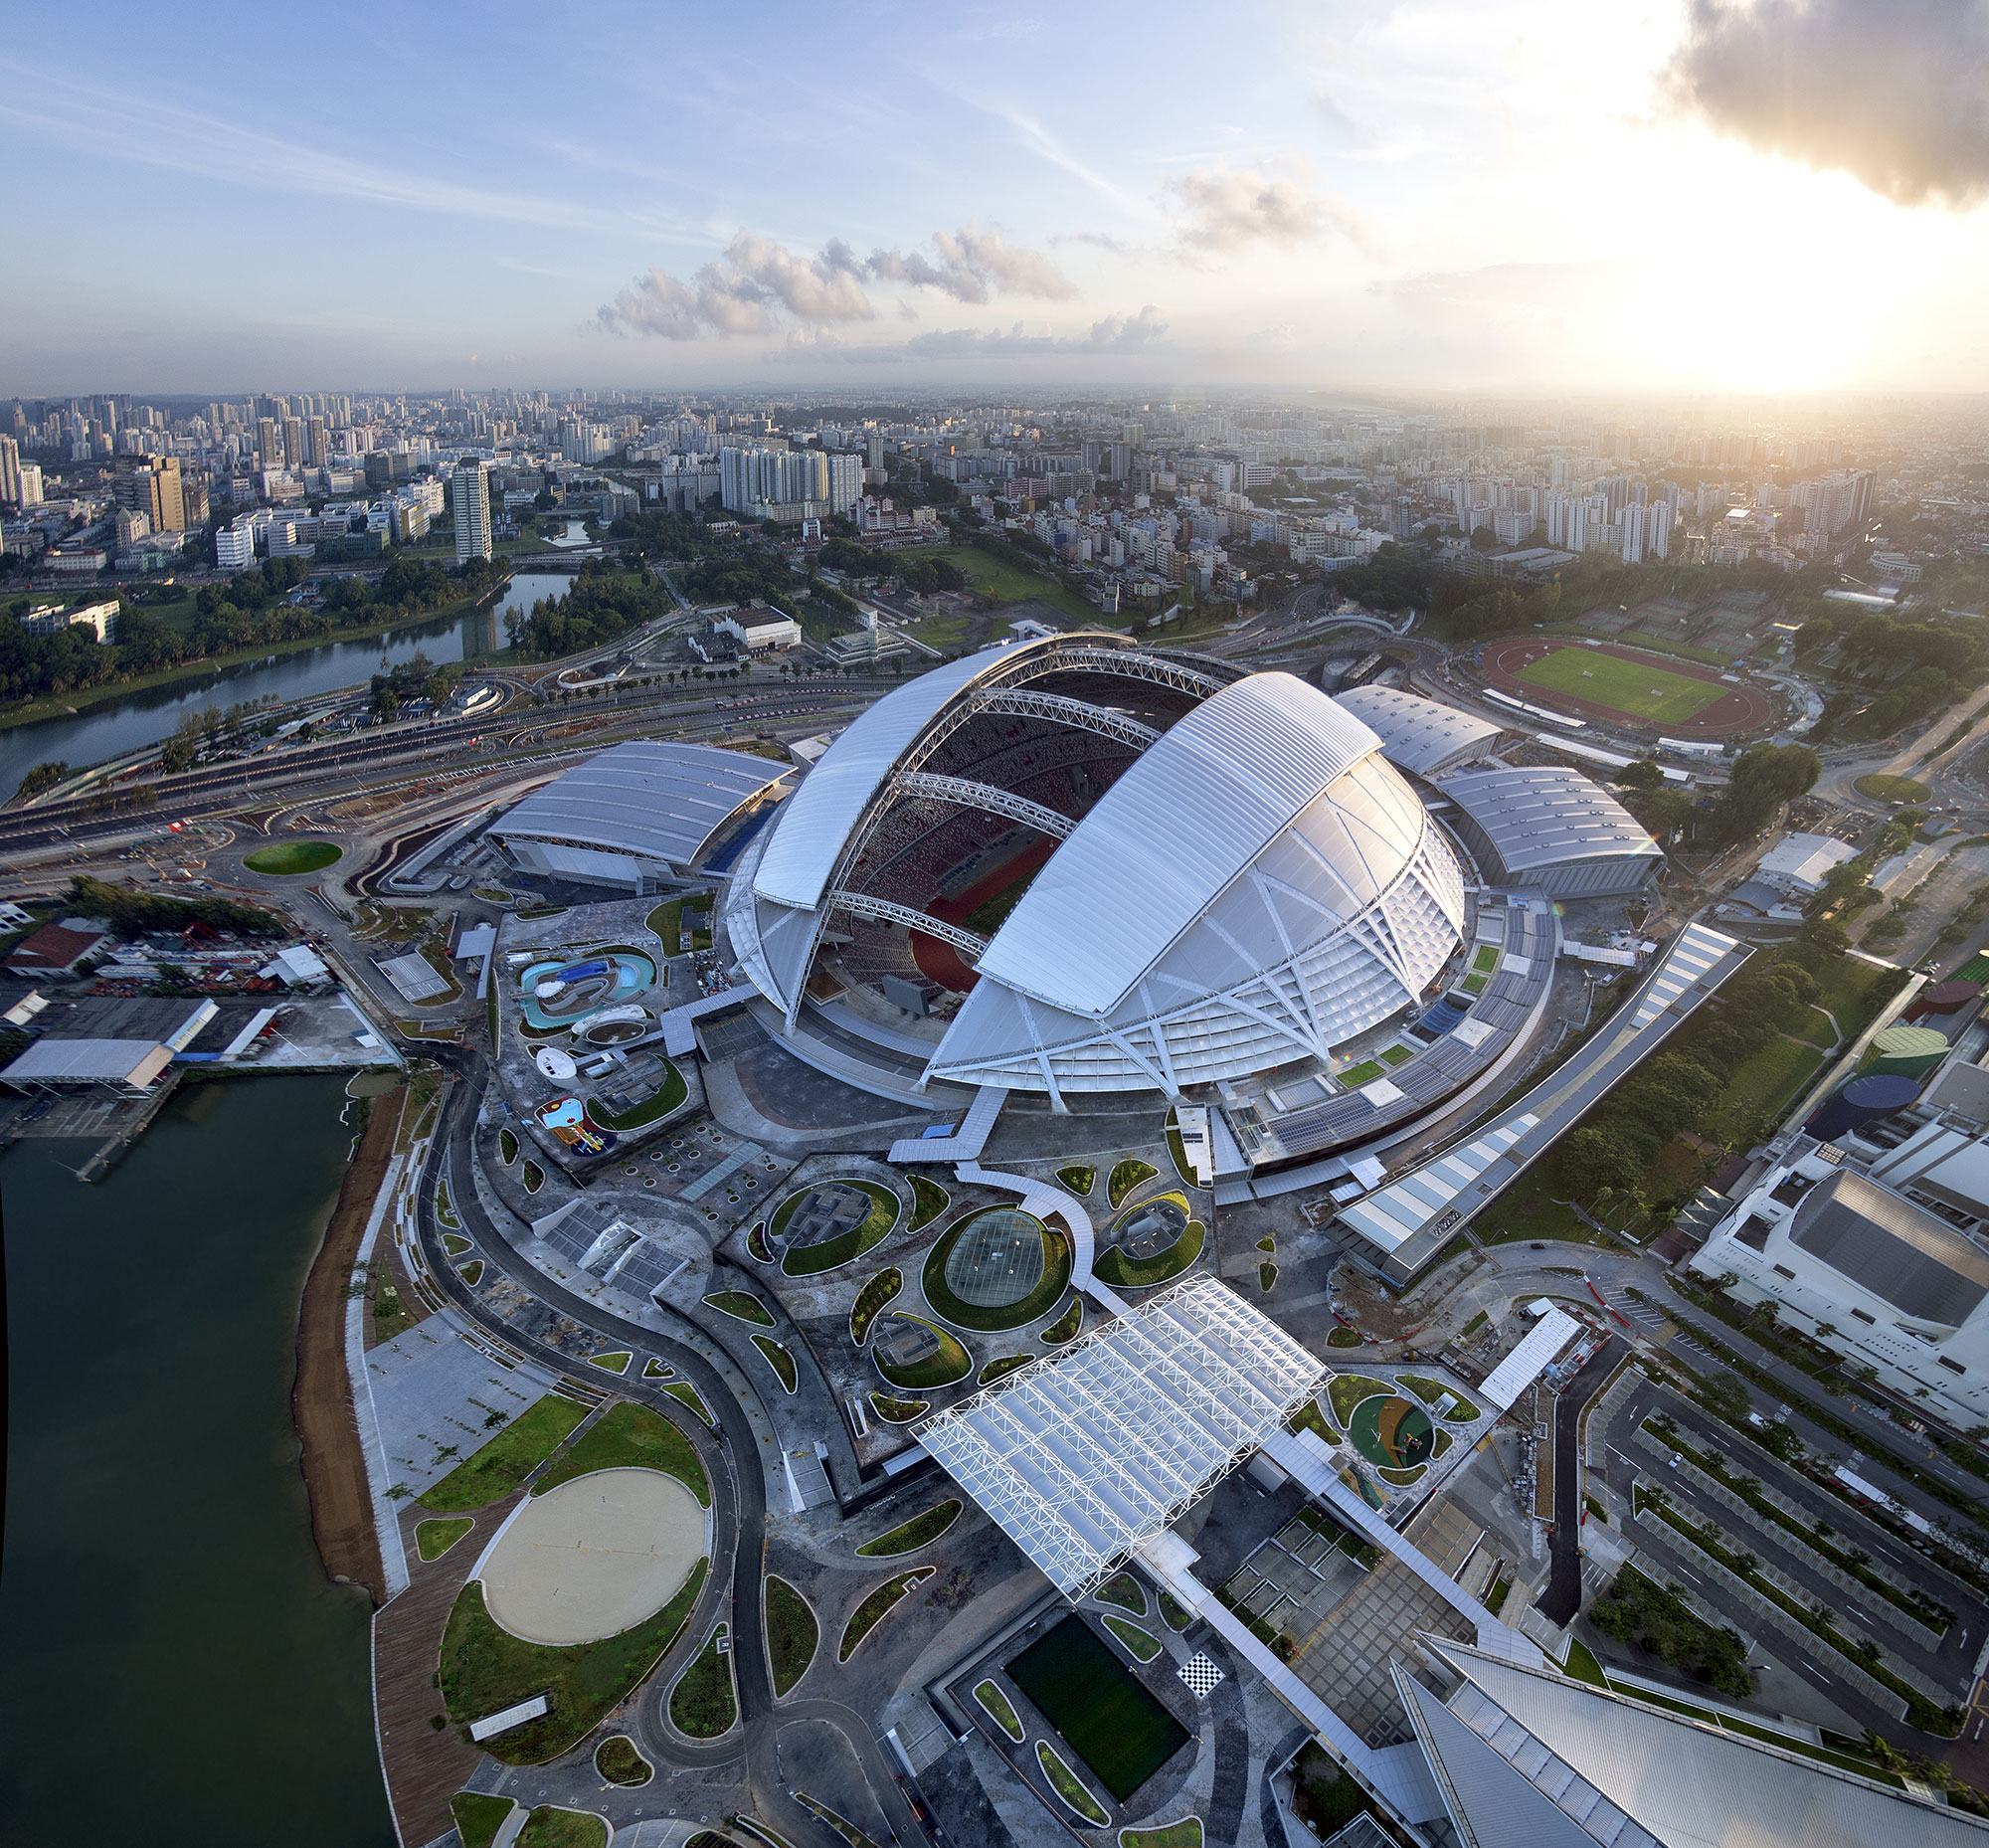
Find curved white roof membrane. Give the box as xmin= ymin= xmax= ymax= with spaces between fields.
xmin=753 ymin=639 xmax=1058 ymax=910
xmin=976 ymin=673 xmax=1393 ymax=1014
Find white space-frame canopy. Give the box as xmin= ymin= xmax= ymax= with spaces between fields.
xmin=914 ymin=1274 xmax=1331 ymax=1599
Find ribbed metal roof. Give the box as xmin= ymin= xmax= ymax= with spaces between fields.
xmin=971 ymin=672 xmax=1391 ymax=1016
xmin=1789 ymin=1169 xmax=1989 ymax=1323
xmin=1439 ymin=766 xmax=1660 ymax=875
xmin=495 ymin=739 xmax=786 ymax=867
xmin=1332 ymin=684 xmax=1503 ymax=777
xmin=753 ymin=640 xmax=1068 ymax=909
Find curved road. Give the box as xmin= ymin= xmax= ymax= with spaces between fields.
xmin=411 ymin=1047 xmax=924 ymax=1848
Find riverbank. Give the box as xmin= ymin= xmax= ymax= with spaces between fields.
xmin=293 ymin=1080 xmax=404 ymax=1605
xmin=0 ymin=570 xmax=516 ymax=739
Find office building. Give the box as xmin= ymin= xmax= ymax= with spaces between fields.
xmin=451 ymin=464 xmax=492 ymax=564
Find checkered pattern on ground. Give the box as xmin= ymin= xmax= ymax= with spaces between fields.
xmin=1177 ymin=1652 xmax=1224 ymax=1698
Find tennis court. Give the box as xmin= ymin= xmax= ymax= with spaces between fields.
xmin=1005 ymin=1614 xmax=1190 ymax=1801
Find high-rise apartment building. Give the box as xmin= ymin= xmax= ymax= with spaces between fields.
xmin=824 ymin=452 xmax=863 ymax=517
xmin=0 ymin=434 xmax=20 ymax=504
xmin=451 ymin=463 xmax=492 ymax=565
xmin=1646 ymin=501 xmax=1671 ymax=560
xmin=282 ymin=417 xmax=303 ymax=470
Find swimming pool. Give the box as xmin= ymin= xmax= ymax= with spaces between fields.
xmin=518 ymin=951 xmax=656 ymax=1030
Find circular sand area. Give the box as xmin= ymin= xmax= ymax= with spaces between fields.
xmin=480 ymin=1468 xmax=704 ymax=1645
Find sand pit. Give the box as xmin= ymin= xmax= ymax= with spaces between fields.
xmin=479 ymin=1467 xmax=705 ymax=1645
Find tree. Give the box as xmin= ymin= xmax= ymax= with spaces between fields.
xmin=15 ymin=760 xmax=68 ymax=800
xmin=1559 ymin=1126 xmax=1645 ymax=1202
xmin=1615 ymin=759 xmax=1664 ymax=793
xmin=1714 ymin=742 xmax=1819 ymax=841
xmin=1634 ymin=789 xmax=1697 ymax=838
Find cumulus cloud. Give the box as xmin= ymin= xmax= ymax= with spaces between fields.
xmin=1166 ymin=160 xmax=1377 ymax=257
xmin=599 ymin=223 xmax=1072 ymax=338
xmin=1662 ymin=0 xmax=1989 ymax=208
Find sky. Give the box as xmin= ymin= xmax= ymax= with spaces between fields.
xmin=4 ymin=0 xmax=1989 ymax=397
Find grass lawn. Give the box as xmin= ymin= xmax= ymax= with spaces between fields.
xmin=1122 ymin=1821 xmax=1203 ymax=1848
xmin=752 ymin=1334 xmax=799 ymax=1392
xmin=702 ymin=1289 xmax=774 ymax=1326
xmin=1855 ymin=773 xmax=1931 ymax=803
xmin=588 ymin=1061 xmax=687 ymax=1131
xmin=661 ymin=1380 xmax=715 ymax=1426
xmin=1339 ymin=1059 xmax=1384 ymax=1084
xmin=532 ymin=1401 xmax=711 ymax=1506
xmin=1097 ymin=1572 xmax=1146 ymax=1613
xmin=1008 ymin=1614 xmax=1190 ymax=1802
xmin=1056 ymin=1164 xmax=1095 ymax=1195
xmin=1326 ymin=1375 xmax=1391 ymax=1427
xmin=589 ymin=1350 xmax=632 ymax=1374
xmin=243 ymin=838 xmax=342 ymax=875
xmin=899 ymin=542 xmax=1099 ymax=624
xmin=450 ymin=1792 xmax=514 ymax=1848
xmin=1516 ymin=646 xmax=1726 ymax=724
xmin=765 ymin=1575 xmax=818 ymax=1697
xmin=1038 ymin=1742 xmax=1111 ymax=1824
xmin=874 ymin=1314 xmax=972 ymax=1389
xmin=516 ymin=1806 xmax=607 ymax=1848
xmin=777 ymin=1179 xmax=902 ymax=1275
xmin=439 ymin=1563 xmax=707 ymax=1763
xmin=420 ymin=1394 xmax=591 ymax=1512
xmin=1473 ymin=946 xmax=1500 ymax=972
xmin=1103 ymin=1615 xmax=1163 ymax=1661
xmin=849 ymin=1267 xmax=902 ymax=1344
xmin=921 ymin=1210 xmax=1073 ymax=1331
xmin=669 ymin=1624 xmax=737 ymax=1739
xmin=858 ymin=1498 xmax=962 ymax=1556
xmin=1811 ymin=952 xmax=1907 ymax=1031
xmin=416 ymin=1516 xmax=474 ymax=1562
xmin=838 ymin=1568 xmax=934 ymax=1661
xmin=976 ymin=1679 xmax=1023 ymax=1740
xmin=869 ymin=1391 xmax=931 ymax=1422
xmin=910 ymin=1173 xmax=951 ymax=1229
xmin=595 ymin=1735 xmax=651 ymax=1785
xmin=1107 ymin=1159 xmax=1158 ymax=1209
xmin=1040 ymin=1295 xmax=1082 ymax=1344
xmin=1093 ymin=1219 xmax=1204 ymax=1289
xmin=1707 ymin=1035 xmax=1828 ymax=1140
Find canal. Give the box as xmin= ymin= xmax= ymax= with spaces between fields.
xmin=0 ymin=1075 xmax=397 ymax=1848
xmin=0 ymin=568 xmax=576 ymax=795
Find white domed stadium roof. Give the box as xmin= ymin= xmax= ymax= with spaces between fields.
xmin=722 ymin=642 xmax=1466 ymax=1100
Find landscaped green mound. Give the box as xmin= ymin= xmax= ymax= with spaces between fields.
xmin=1855 ymin=773 xmax=1931 ymax=804
xmin=244 ymin=837 xmax=342 ymax=875
xmin=420 ymin=1394 xmax=590 ymax=1512
xmin=873 ymin=1314 xmax=972 ymax=1389
xmin=531 ymin=1401 xmax=710 ymax=1506
xmin=668 ymin=1624 xmax=736 ymax=1738
xmin=439 ymin=1564 xmax=707 ymax=1763
xmin=765 ymin=1575 xmax=817 ymax=1697
xmin=921 ymin=1206 xmax=1072 ymax=1331
xmin=774 ymin=1178 xmax=902 ymax=1275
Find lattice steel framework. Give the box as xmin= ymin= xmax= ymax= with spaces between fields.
xmin=826 ymin=889 xmax=989 ymax=958
xmin=1010 ymin=645 xmax=1226 ymax=700
xmin=915 ymin=1274 xmax=1331 ymax=1599
xmin=890 ymin=772 xmax=1076 ymax=839
xmin=971 ymin=687 xmax=1163 ymax=750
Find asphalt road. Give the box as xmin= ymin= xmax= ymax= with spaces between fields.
xmin=413 ymin=1047 xmax=926 ymax=1848
xmin=1536 ymin=1336 xmax=1625 ymax=1625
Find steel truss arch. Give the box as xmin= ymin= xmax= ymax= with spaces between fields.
xmin=826 ymin=889 xmax=989 ymax=958
xmin=890 ymin=772 xmax=1076 ymax=839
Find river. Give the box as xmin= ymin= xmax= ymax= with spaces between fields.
xmin=0 ymin=1075 xmax=398 ymax=1848
xmin=0 ymin=568 xmax=577 ymax=796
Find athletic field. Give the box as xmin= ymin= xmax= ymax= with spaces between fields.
xmin=1514 ymin=647 xmax=1726 ymax=725
xmin=1006 ymin=1614 xmax=1189 ymax=1799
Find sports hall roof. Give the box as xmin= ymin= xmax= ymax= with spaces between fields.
xmin=495 ymin=740 xmax=786 ymax=869
xmin=914 ymin=1274 xmax=1329 ymax=1598
xmin=1789 ymin=1169 xmax=1989 ymax=1324
xmin=1436 ymin=765 xmax=1660 ymax=876
xmin=1332 ymin=684 xmax=1504 ymax=777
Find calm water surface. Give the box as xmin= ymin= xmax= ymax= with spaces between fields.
xmin=0 ymin=1075 xmax=397 ymax=1848
xmin=0 ymin=569 xmax=575 ymax=793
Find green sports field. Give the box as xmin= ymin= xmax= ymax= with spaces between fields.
xmin=1515 ymin=647 xmax=1725 ymax=724
xmin=1006 ymin=1615 xmax=1189 ymax=1800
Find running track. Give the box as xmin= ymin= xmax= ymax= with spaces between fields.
xmin=1481 ymin=636 xmax=1772 ymax=737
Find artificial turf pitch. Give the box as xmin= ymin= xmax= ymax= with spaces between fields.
xmin=1006 ymin=1614 xmax=1189 ymax=1800
xmin=1514 ymin=647 xmax=1726 ymax=725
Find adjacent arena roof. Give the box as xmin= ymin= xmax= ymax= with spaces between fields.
xmin=1437 ymin=765 xmax=1661 ymax=895
xmin=1789 ymin=1170 xmax=1989 ymax=1324
xmin=914 ymin=1274 xmax=1330 ymax=1598
xmin=493 ymin=740 xmax=787 ymax=870
xmin=1332 ymin=684 xmax=1504 ymax=778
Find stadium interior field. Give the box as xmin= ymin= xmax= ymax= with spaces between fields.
xmin=1513 ymin=645 xmax=1728 ymax=724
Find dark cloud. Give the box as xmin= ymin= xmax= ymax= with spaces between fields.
xmin=1663 ymin=0 xmax=1989 ymax=207
xmin=599 ymin=224 xmax=1071 ymax=338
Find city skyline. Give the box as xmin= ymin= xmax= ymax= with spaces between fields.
xmin=7 ymin=1 xmax=1989 ymax=395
